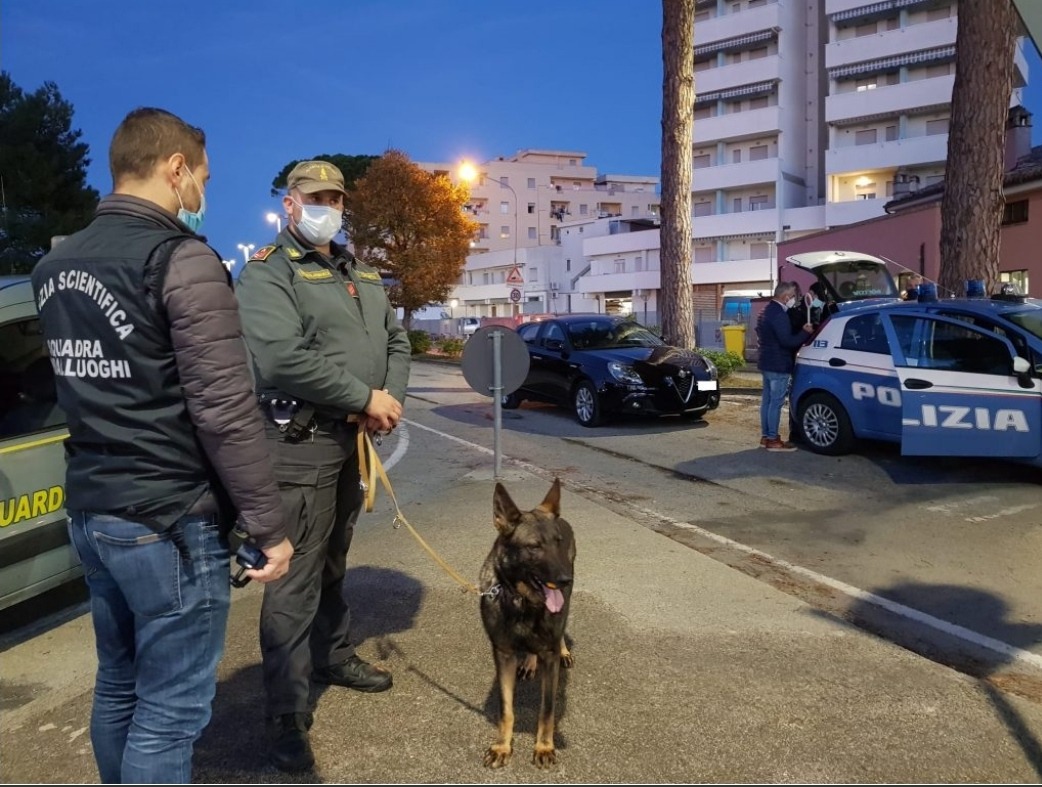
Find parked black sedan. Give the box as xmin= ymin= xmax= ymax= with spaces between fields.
xmin=503 ymin=315 xmax=721 ymax=427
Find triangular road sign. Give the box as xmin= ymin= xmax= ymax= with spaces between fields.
xmin=505 ymin=265 xmax=524 ymax=285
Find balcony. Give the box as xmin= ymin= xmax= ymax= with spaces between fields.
xmin=826 ymin=75 xmax=954 ymax=123
xmin=578 ymin=270 xmax=660 ymax=295
xmin=782 ymin=204 xmax=828 ymax=232
xmin=691 ymin=207 xmax=779 ymax=238
xmin=696 ymin=55 xmax=782 ymax=96
xmin=692 ymin=257 xmax=774 ymax=286
xmin=825 ymin=197 xmax=890 ymax=226
xmin=694 ymin=106 xmax=782 ymax=144
xmin=825 ymin=18 xmax=956 ymax=69
xmin=826 ymin=133 xmax=948 ymax=175
xmin=692 ymin=157 xmax=778 ymax=191
xmin=695 ymin=2 xmax=781 ymax=47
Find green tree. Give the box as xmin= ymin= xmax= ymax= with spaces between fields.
xmin=659 ymin=0 xmax=696 ymax=349
xmin=0 ymin=72 xmax=98 ymax=273
xmin=938 ymin=0 xmax=1017 ymax=295
xmin=345 ymin=150 xmax=476 ymax=330
xmin=270 ymin=153 xmax=379 ymax=197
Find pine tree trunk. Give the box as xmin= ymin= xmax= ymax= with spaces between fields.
xmin=938 ymin=0 xmax=1016 ymax=296
xmin=660 ymin=0 xmax=696 ymax=348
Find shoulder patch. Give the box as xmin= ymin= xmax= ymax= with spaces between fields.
xmin=249 ymin=245 xmax=276 ymax=262
xmin=286 ymin=247 xmax=303 ymax=260
xmin=297 ymin=268 xmax=333 ymax=281
xmin=356 ymin=270 xmax=383 ymax=282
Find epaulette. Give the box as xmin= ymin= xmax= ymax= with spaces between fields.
xmin=249 ymin=245 xmax=277 ymax=262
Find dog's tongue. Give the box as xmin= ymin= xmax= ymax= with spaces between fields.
xmin=543 ymin=585 xmax=565 ymax=614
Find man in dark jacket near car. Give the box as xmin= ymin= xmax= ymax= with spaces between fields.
xmin=30 ymin=107 xmax=292 ymax=785
xmin=756 ymin=281 xmax=813 ymax=452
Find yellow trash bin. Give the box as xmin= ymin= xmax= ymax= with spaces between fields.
xmin=721 ymin=324 xmax=746 ymax=356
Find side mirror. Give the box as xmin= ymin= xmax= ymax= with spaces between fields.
xmin=1013 ymin=356 xmax=1034 ymax=389
xmin=544 ymin=339 xmax=564 ymax=352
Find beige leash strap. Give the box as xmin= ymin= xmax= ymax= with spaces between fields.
xmin=356 ymin=430 xmax=479 ymax=594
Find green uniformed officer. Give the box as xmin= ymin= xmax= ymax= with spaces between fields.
xmin=235 ymin=160 xmax=411 ymax=773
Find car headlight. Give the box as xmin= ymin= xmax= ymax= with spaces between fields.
xmin=701 ymin=356 xmax=718 ymax=380
xmin=607 ymin=361 xmax=644 ymax=385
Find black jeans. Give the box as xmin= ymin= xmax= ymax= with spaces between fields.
xmin=260 ymin=420 xmax=362 ymax=717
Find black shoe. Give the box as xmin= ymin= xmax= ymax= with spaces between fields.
xmin=313 ymin=655 xmax=392 ymax=693
xmin=268 ymin=712 xmax=314 ymax=773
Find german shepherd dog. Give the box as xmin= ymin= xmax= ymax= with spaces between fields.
xmin=479 ymin=478 xmax=576 ymax=768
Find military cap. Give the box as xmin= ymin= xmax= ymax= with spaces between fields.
xmin=287 ymin=160 xmax=347 ymax=196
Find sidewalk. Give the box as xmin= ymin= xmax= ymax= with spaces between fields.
xmin=4 ymin=470 xmax=1042 ymax=782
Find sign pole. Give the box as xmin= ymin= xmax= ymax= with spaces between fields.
xmin=490 ymin=329 xmax=503 ymax=478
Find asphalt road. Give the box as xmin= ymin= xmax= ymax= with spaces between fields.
xmin=5 ymin=359 xmax=1042 ymax=783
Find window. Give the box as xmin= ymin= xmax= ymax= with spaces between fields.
xmin=886 ymin=15 xmax=900 ymax=30
xmin=693 ymin=154 xmax=712 ymax=169
xmin=579 ymin=204 xmax=588 ymax=215
xmin=500 ymin=225 xmax=510 ymax=238
xmin=527 ymin=177 xmax=536 ymax=189
xmin=893 ymin=316 xmax=1014 ymax=375
xmin=750 ymin=242 xmax=769 ymax=258
xmin=926 ymin=63 xmax=952 ymax=78
xmin=529 ymin=267 xmax=538 ymax=282
xmin=856 ymin=79 xmax=878 ymax=92
xmin=614 ymin=260 xmax=626 ymax=273
xmin=886 ymin=71 xmax=901 ymax=85
xmin=732 ymin=149 xmax=742 ymax=164
xmin=749 ymin=144 xmax=769 ymax=160
xmin=483 ymin=272 xmax=491 ymax=284
xmin=927 ymin=6 xmax=951 ymax=20
xmin=0 ymin=320 xmax=66 ymax=439
xmin=1000 ymin=270 xmax=1029 ymax=293
xmin=856 ymin=193 xmax=876 ymax=200
xmin=839 ymin=313 xmax=890 ymax=354
xmin=855 ymin=129 xmax=878 ymax=145
xmin=694 ymin=106 xmax=713 ymax=120
xmin=528 ymin=227 xmax=537 ymax=240
xmin=925 ymin=118 xmax=950 ymax=136
xmin=749 ymin=96 xmax=769 ymax=109
xmin=749 ymin=195 xmax=769 ymax=211
xmin=631 ymin=205 xmax=640 ymax=217
xmin=885 ymin=125 xmax=898 ymax=141
xmin=855 ymin=21 xmax=877 ymax=37
xmin=635 ymin=255 xmax=644 ymax=271
xmin=733 ymin=197 xmax=743 ymax=212
xmin=1002 ymin=200 xmax=1029 ymax=225
xmin=694 ymin=246 xmax=714 ymax=263
xmin=566 ymin=258 xmax=571 ymax=272
xmin=568 ymin=159 xmax=577 ymax=166
xmin=693 ymin=201 xmax=713 ymax=217
xmin=748 ymin=47 xmax=768 ymax=60
xmin=518 ymin=323 xmax=541 ymax=344
xmin=499 ymin=176 xmax=510 ymax=188
xmin=500 ymin=201 xmax=510 ymax=214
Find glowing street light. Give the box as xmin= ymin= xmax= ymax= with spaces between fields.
xmin=266 ymin=212 xmax=282 ymax=232
xmin=237 ymin=243 xmax=255 ymax=263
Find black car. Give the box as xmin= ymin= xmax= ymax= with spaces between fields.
xmin=503 ymin=315 xmax=721 ymax=427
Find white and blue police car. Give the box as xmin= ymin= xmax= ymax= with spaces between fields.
xmin=791 ymin=287 xmax=1042 ymax=464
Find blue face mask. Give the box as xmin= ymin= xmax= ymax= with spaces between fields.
xmin=175 ymin=167 xmax=206 ymax=233
xmin=811 ymin=298 xmax=824 ymax=309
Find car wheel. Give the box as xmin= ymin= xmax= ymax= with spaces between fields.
xmin=797 ymin=392 xmax=854 ymax=455
xmin=572 ymin=379 xmax=603 ymax=427
xmin=501 ymin=391 xmax=522 ymax=409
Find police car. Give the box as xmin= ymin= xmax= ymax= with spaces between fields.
xmin=0 ymin=276 xmax=78 ymax=610
xmin=791 ymin=289 xmax=1042 ymax=464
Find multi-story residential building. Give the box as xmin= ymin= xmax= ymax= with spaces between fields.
xmin=419 ymin=150 xmax=659 ymax=318
xmin=575 ymin=0 xmax=1029 ymax=322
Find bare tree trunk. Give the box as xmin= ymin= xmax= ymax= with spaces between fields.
xmin=660 ymin=0 xmax=695 ymax=348
xmin=938 ymin=0 xmax=1016 ymax=296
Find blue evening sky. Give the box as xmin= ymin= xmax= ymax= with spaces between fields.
xmin=3 ymin=1 xmax=1041 ymax=273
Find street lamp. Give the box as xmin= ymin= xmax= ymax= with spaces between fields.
xmin=266 ymin=212 xmax=282 ymax=232
xmin=459 ymin=160 xmax=520 ymax=315
xmin=237 ymin=243 xmax=255 ymax=263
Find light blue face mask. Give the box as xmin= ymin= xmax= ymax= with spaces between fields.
xmin=811 ymin=298 xmax=824 ymax=309
xmin=175 ymin=167 xmax=206 ymax=233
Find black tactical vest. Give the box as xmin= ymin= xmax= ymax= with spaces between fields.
xmin=31 ymin=211 xmax=218 ymax=531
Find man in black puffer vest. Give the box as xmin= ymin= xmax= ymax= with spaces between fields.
xmin=30 ymin=107 xmax=293 ymax=785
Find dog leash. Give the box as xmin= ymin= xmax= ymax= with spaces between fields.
xmin=356 ymin=429 xmax=482 ymax=595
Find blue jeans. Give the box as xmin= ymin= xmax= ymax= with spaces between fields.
xmin=68 ymin=510 xmax=230 ymax=784
xmin=760 ymin=371 xmax=792 ymax=440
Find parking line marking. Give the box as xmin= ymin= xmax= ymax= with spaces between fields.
xmin=404 ymin=417 xmax=1042 ymax=673
xmin=381 ymin=423 xmax=410 ymax=472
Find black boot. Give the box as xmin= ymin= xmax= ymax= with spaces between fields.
xmin=268 ymin=712 xmax=315 ymax=772
xmin=313 ymin=654 xmax=392 ymax=693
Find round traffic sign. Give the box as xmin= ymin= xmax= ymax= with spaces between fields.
xmin=509 ymin=287 xmax=522 ymax=303
xmin=460 ymin=325 xmax=531 ymax=397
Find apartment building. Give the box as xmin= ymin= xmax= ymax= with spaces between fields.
xmin=575 ymin=0 xmax=1029 ymax=321
xmin=419 ymin=150 xmax=659 ymax=317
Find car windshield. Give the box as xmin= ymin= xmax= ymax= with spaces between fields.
xmin=1006 ymin=306 xmax=1042 ymax=340
xmin=566 ymin=319 xmax=664 ymax=349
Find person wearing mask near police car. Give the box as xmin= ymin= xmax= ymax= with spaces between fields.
xmin=235 ymin=160 xmax=411 ymax=773
xmin=29 ymin=107 xmax=292 ymax=785
xmin=756 ymin=281 xmax=814 ymax=452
